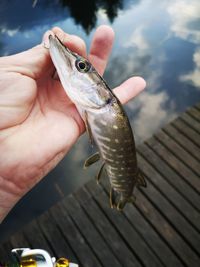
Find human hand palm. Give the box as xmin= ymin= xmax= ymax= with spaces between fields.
xmin=0 ymin=32 xmax=83 ymax=197
xmin=0 ymin=26 xmax=145 ymax=220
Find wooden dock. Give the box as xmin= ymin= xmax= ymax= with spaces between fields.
xmin=0 ymin=103 xmax=200 ymax=267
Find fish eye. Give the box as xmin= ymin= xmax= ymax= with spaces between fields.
xmin=75 ymin=59 xmax=91 ymax=73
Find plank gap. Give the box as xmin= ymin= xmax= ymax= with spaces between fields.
xmin=85 ymin=183 xmax=146 ymax=267
xmin=99 ymin=180 xmax=187 ymax=267
xmin=64 ymin=200 xmax=106 ymax=267
xmin=186 ymin=109 xmax=200 ymax=123
xmin=137 ymin=151 xmax=200 ymax=234
xmin=139 ymin=188 xmax=200 ymax=258
xmin=145 ymin=140 xmax=200 ymax=195
xmin=137 ymin=145 xmax=200 ymax=213
xmin=35 ymin=218 xmax=58 ymax=258
xmin=154 ymin=133 xmax=200 ymax=178
xmin=162 ymin=125 xmax=200 ymax=162
xmin=74 ymin=188 xmax=137 ymax=267
xmin=47 ymin=211 xmax=81 ymax=265
xmin=171 ymin=121 xmax=200 ymax=148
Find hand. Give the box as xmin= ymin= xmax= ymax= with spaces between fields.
xmin=0 ymin=26 xmax=146 ymax=221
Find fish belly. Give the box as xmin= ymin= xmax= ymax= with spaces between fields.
xmin=87 ymin=102 xmax=138 ymax=197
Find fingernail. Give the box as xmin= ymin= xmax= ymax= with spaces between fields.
xmin=55 ymin=31 xmax=65 ymax=43
xmin=42 ymin=30 xmax=54 ymax=49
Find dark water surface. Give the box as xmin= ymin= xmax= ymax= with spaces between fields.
xmin=0 ymin=0 xmax=200 ymax=241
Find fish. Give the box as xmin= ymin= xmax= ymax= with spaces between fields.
xmin=48 ymin=34 xmax=147 ymax=211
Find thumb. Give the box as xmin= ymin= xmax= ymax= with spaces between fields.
xmin=2 ymin=31 xmax=53 ymax=80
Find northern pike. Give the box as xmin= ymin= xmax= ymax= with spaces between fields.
xmin=48 ymin=35 xmax=146 ymax=210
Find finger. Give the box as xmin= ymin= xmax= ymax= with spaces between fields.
xmin=51 ymin=76 xmax=146 ymax=105
xmin=89 ymin=25 xmax=115 ymax=75
xmin=46 ymin=27 xmax=87 ymax=79
xmin=113 ymin=77 xmax=146 ymax=104
xmin=3 ymin=28 xmax=87 ymax=80
xmin=51 ymin=27 xmax=87 ymax=58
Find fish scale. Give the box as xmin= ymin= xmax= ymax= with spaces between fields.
xmin=48 ymin=34 xmax=147 ymax=210
xmin=87 ymin=101 xmax=144 ymax=208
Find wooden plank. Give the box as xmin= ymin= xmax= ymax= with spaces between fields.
xmin=74 ymin=186 xmax=142 ymax=267
xmin=99 ymin=166 xmax=200 ymax=266
xmin=1 ymin=103 xmax=200 ymax=267
xmin=139 ymin=157 xmax=200 ymax=254
xmin=138 ymin=144 xmax=200 ymax=212
xmin=23 ymin=220 xmax=54 ymax=256
xmin=123 ymin=206 xmax=184 ymax=267
xmin=63 ymin=194 xmax=122 ymax=267
xmin=146 ymin=137 xmax=200 ymax=193
xmin=163 ymin=124 xmax=200 ymax=161
xmin=137 ymin=184 xmax=200 ymax=257
xmin=10 ymin=232 xmax=30 ymax=248
xmin=137 ymin=153 xmax=200 ymax=232
xmin=181 ymin=113 xmax=200 ymax=134
xmin=98 ymin=178 xmax=182 ymax=267
xmin=172 ymin=118 xmax=200 ymax=147
xmin=187 ymin=107 xmax=200 ymax=123
xmin=195 ymin=102 xmax=200 ymax=110
xmin=0 ymin=242 xmax=11 ymax=263
xmin=37 ymin=211 xmax=77 ymax=261
xmin=0 ymin=241 xmax=14 ymax=264
xmin=0 ymin=246 xmax=7 ymax=262
xmin=135 ymin=193 xmax=200 ymax=267
xmin=86 ymin=181 xmax=163 ymax=267
xmin=100 ymin=158 xmax=200 ymax=257
xmin=50 ymin=200 xmax=101 ymax=267
xmin=155 ymin=130 xmax=200 ymax=176
xmin=138 ymin=153 xmax=200 ymax=240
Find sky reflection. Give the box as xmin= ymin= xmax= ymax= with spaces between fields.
xmin=0 ymin=0 xmax=200 ymax=241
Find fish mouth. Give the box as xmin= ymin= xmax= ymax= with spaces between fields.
xmin=48 ymin=34 xmax=77 ymax=71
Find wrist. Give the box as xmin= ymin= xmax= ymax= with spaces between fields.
xmin=0 ymin=177 xmax=23 ymax=223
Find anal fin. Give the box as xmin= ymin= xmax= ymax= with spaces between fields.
xmin=136 ymin=170 xmax=147 ymax=188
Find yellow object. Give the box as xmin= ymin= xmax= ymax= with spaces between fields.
xmin=56 ymin=258 xmax=69 ymax=267
xmin=20 ymin=258 xmax=37 ymax=267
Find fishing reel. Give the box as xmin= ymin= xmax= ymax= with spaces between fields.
xmin=0 ymin=248 xmax=79 ymax=267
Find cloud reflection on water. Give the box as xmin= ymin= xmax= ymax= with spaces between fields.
xmin=168 ymin=0 xmax=200 ymax=44
xmin=128 ymin=91 xmax=178 ymax=142
xmin=180 ymin=48 xmax=200 ymax=88
xmin=167 ymin=0 xmax=200 ymax=89
xmin=1 ymin=0 xmax=200 ymax=242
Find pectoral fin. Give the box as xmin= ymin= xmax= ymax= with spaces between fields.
xmin=84 ymin=152 xmax=100 ymax=168
xmin=84 ymin=111 xmax=93 ymax=146
xmin=136 ymin=170 xmax=147 ymax=188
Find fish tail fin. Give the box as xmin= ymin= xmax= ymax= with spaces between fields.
xmin=116 ymin=195 xmax=136 ymax=211
xmin=136 ymin=170 xmax=147 ymax=188
xmin=129 ymin=195 xmax=136 ymax=204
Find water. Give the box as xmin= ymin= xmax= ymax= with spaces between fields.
xmin=0 ymin=0 xmax=200 ymax=241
